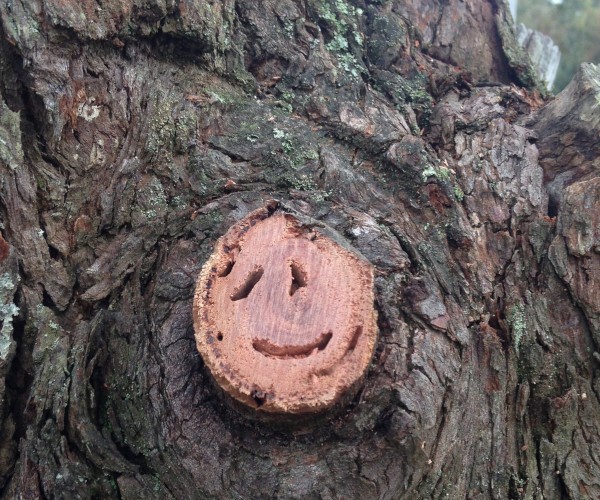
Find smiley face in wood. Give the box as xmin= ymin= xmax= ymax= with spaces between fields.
xmin=193 ymin=204 xmax=377 ymax=414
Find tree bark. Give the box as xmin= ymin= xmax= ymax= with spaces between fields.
xmin=0 ymin=0 xmax=599 ymax=498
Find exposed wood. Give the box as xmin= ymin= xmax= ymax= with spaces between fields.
xmin=516 ymin=23 xmax=561 ymax=91
xmin=528 ymin=63 xmax=600 ymax=215
xmin=194 ymin=204 xmax=377 ymax=414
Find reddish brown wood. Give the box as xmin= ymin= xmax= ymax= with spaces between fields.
xmin=193 ymin=204 xmax=378 ymax=414
xmin=0 ymin=233 xmax=8 ymax=262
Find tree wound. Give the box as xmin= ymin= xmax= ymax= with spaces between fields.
xmin=193 ymin=206 xmax=378 ymax=415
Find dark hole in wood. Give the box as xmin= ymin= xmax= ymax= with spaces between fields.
xmin=217 ymin=332 xmax=223 ymax=341
xmin=289 ymin=261 xmax=307 ymax=296
xmin=42 ymin=288 xmax=55 ymax=309
xmin=48 ymin=244 xmax=61 ymax=260
xmin=251 ymin=389 xmax=265 ymax=407
xmin=488 ymin=315 xmax=501 ymax=330
xmin=230 ymin=266 xmax=264 ymax=301
xmin=547 ymin=196 xmax=559 ymax=218
xmin=218 ymin=260 xmax=235 ymax=277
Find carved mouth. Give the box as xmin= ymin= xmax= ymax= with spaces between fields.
xmin=252 ymin=331 xmax=333 ymax=359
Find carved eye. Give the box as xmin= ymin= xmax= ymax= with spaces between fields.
xmin=230 ymin=265 xmax=263 ymax=301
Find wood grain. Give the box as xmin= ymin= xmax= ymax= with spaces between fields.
xmin=193 ymin=204 xmax=378 ymax=414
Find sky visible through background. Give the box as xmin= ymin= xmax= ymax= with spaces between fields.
xmin=518 ymin=0 xmax=600 ymax=91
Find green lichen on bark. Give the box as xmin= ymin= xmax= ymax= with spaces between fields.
xmin=0 ymin=273 xmax=18 ymax=361
xmin=508 ymin=302 xmax=527 ymax=353
xmin=311 ymin=0 xmax=366 ymax=79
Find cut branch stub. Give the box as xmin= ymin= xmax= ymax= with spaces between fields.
xmin=193 ymin=205 xmax=378 ymax=415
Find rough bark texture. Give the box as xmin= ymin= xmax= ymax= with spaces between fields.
xmin=0 ymin=0 xmax=598 ymax=498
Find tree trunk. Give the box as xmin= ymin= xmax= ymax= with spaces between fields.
xmin=0 ymin=1 xmax=599 ymax=498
